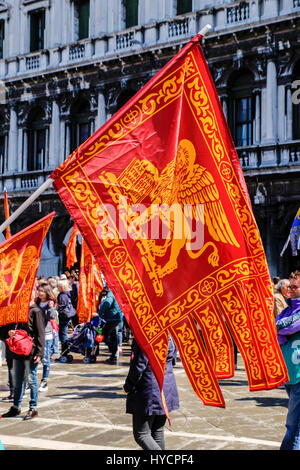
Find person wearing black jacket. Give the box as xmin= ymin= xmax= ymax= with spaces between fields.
xmin=123 ymin=336 xmax=179 ymax=450
xmin=1 ymin=298 xmax=45 ymax=420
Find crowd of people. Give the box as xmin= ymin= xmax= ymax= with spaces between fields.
xmin=1 ymin=269 xmax=300 ymax=450
xmin=0 ymin=270 xmax=178 ymax=450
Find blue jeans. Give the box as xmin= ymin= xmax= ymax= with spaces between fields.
xmin=132 ymin=414 xmax=167 ymax=450
xmin=280 ymin=382 xmax=300 ymax=450
xmin=103 ymin=320 xmax=120 ymax=360
xmin=50 ymin=331 xmax=59 ymax=355
xmin=13 ymin=358 xmax=39 ymax=410
xmin=42 ymin=338 xmax=52 ymax=380
xmin=59 ymin=317 xmax=70 ymax=356
xmin=117 ymin=319 xmax=123 ymax=347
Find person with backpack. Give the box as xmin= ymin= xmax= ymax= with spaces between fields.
xmin=1 ymin=292 xmax=45 ymax=420
xmin=56 ymin=279 xmax=75 ymax=359
xmin=97 ymin=287 xmax=123 ymax=365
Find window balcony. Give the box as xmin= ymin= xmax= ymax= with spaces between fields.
xmin=26 ymin=54 xmax=40 ymax=71
xmin=0 ymin=169 xmax=53 ymax=194
xmin=168 ymin=17 xmax=190 ymax=38
xmin=227 ymin=2 xmax=250 ymax=24
xmin=237 ymin=141 xmax=300 ymax=169
xmin=69 ymin=43 xmax=85 ymax=61
xmin=116 ymin=31 xmax=135 ymax=50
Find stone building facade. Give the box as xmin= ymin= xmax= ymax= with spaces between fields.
xmin=0 ymin=0 xmax=299 ymax=277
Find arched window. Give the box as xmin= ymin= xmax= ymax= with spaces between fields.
xmin=27 ymin=107 xmax=46 ymax=171
xmin=292 ymin=60 xmax=300 ymax=140
xmin=70 ymin=97 xmax=91 ymax=152
xmin=228 ymin=71 xmax=255 ymax=147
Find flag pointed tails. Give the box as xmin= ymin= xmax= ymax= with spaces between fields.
xmin=50 ymin=33 xmax=288 ymax=407
xmin=0 ymin=212 xmax=55 ymax=326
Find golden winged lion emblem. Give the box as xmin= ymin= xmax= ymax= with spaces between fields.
xmin=99 ymin=139 xmax=240 ymax=296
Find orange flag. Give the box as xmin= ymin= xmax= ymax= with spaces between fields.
xmin=0 ymin=212 xmax=55 ymax=326
xmin=4 ymin=188 xmax=11 ymax=240
xmin=50 ymin=33 xmax=288 ymax=407
xmin=77 ymin=238 xmax=103 ymax=324
xmin=66 ymin=223 xmax=80 ymax=269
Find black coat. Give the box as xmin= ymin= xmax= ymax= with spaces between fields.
xmin=124 ymin=337 xmax=179 ymax=416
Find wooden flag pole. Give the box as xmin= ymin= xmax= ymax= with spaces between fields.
xmin=0 ymin=25 xmax=212 ymax=236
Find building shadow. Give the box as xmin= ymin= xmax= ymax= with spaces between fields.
xmin=219 ymin=379 xmax=249 ymax=387
xmin=236 ymin=397 xmax=288 ymax=408
xmin=48 ymin=386 xmax=123 ymax=400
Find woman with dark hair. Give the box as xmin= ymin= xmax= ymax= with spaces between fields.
xmin=36 ymin=284 xmax=57 ymax=392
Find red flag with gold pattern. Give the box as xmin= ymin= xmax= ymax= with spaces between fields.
xmin=66 ymin=223 xmax=80 ymax=269
xmin=0 ymin=212 xmax=55 ymax=326
xmin=77 ymin=238 xmax=103 ymax=324
xmin=51 ymin=34 xmax=288 ymax=407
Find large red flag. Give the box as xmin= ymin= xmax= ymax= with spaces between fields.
xmin=0 ymin=212 xmax=55 ymax=326
xmin=51 ymin=34 xmax=288 ymax=407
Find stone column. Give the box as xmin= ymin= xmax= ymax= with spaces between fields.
xmin=7 ymin=107 xmax=18 ymax=173
xmin=48 ymin=100 xmax=60 ymax=169
xmin=265 ymin=59 xmax=277 ymax=143
xmin=95 ymin=90 xmax=107 ymax=130
xmin=220 ymin=95 xmax=228 ymax=120
xmin=23 ymin=130 xmax=28 ymax=171
xmin=64 ymin=120 xmax=71 ymax=158
xmin=254 ymin=89 xmax=261 ymax=144
xmin=277 ymin=85 xmax=285 ymax=143
xmin=286 ymin=85 xmax=293 ymax=141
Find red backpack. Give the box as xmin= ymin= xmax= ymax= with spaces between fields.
xmin=6 ymin=330 xmax=33 ymax=356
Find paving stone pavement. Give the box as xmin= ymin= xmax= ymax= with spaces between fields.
xmin=0 ymin=344 xmax=289 ymax=451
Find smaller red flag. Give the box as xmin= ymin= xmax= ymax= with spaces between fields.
xmin=4 ymin=188 xmax=11 ymax=240
xmin=0 ymin=212 xmax=55 ymax=326
xmin=77 ymin=239 xmax=103 ymax=324
xmin=66 ymin=224 xmax=80 ymax=269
